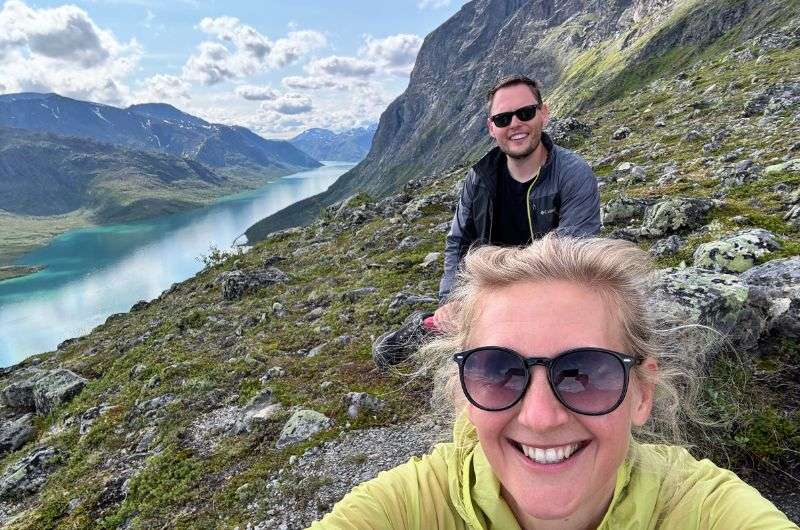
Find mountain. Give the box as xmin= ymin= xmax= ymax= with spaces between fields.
xmin=0 ymin=0 xmax=798 ymax=525
xmin=0 ymin=126 xmax=232 ymax=223
xmin=0 ymin=93 xmax=320 ymax=176
xmin=245 ymin=0 xmax=799 ymax=242
xmin=289 ymin=124 xmax=377 ymax=162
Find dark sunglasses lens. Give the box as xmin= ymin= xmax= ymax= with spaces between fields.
xmin=516 ymin=105 xmax=536 ymax=121
xmin=463 ymin=348 xmax=527 ymax=410
xmin=552 ymin=350 xmax=626 ymax=414
xmin=492 ymin=112 xmax=513 ymax=128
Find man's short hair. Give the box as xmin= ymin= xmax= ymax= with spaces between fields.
xmin=486 ymin=75 xmax=543 ymax=115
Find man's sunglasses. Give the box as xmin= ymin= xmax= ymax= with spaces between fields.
xmin=489 ymin=104 xmax=540 ymax=128
xmin=453 ymin=346 xmax=641 ymax=415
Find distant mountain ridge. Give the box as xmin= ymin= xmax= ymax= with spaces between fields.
xmin=289 ymin=125 xmax=377 ymax=162
xmin=245 ymin=0 xmax=796 ymax=242
xmin=0 ymin=126 xmax=231 ymax=223
xmin=0 ymin=93 xmax=320 ymax=175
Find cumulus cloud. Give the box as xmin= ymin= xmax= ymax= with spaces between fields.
xmin=262 ymin=93 xmax=313 ymax=115
xmin=361 ymin=33 xmax=423 ymax=76
xmin=306 ymin=55 xmax=376 ymax=78
xmin=418 ymin=0 xmax=451 ymax=8
xmin=183 ymin=17 xmax=326 ymax=85
xmin=0 ymin=0 xmax=140 ymax=105
xmin=136 ymin=74 xmax=191 ymax=102
xmin=235 ymin=84 xmax=277 ymax=100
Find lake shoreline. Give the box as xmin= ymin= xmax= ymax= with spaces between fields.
xmin=0 ymin=265 xmax=45 ymax=283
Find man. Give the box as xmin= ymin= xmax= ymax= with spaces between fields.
xmin=434 ymin=74 xmax=601 ymax=326
xmin=373 ymin=74 xmax=600 ymax=368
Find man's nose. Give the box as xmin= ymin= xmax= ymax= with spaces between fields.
xmin=517 ymin=366 xmax=571 ymax=429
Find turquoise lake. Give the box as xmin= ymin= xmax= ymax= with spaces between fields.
xmin=0 ymin=162 xmax=354 ymax=367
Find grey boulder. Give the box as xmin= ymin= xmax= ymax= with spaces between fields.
xmin=1 ymin=369 xmax=86 ymax=415
xmin=693 ymin=229 xmax=781 ymax=273
xmin=275 ymin=409 xmax=332 ymax=449
xmin=640 ymin=198 xmax=714 ymax=237
xmin=601 ymin=195 xmax=649 ymax=226
xmin=218 ymin=267 xmax=288 ymax=300
xmin=0 ymin=446 xmax=60 ymax=500
xmin=650 ymin=267 xmax=764 ymax=352
xmin=741 ymin=257 xmax=800 ymax=338
xmin=0 ymin=413 xmax=35 ymax=455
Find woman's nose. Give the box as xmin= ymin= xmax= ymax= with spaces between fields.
xmin=516 ymin=366 xmax=571 ymax=429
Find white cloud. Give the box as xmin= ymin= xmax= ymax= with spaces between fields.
xmin=361 ymin=33 xmax=423 ymax=76
xmin=135 ymin=74 xmax=190 ymax=102
xmin=0 ymin=0 xmax=140 ymax=105
xmin=182 ymin=41 xmax=235 ymax=84
xmin=269 ymin=30 xmax=327 ymax=68
xmin=183 ymin=17 xmax=326 ymax=85
xmin=235 ymin=84 xmax=277 ymax=100
xmin=418 ymin=0 xmax=451 ymax=9
xmin=306 ymin=55 xmax=376 ymax=78
xmin=262 ymin=93 xmax=313 ymax=115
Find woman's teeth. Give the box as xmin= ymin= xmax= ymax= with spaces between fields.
xmin=520 ymin=442 xmax=581 ymax=464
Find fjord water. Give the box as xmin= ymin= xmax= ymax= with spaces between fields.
xmin=0 ymin=162 xmax=355 ymax=367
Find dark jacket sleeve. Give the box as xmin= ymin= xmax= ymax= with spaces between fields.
xmin=439 ymin=171 xmax=478 ymax=302
xmin=554 ymin=157 xmax=601 ymax=237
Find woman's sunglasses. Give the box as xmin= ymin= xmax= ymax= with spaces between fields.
xmin=453 ymin=346 xmax=641 ymax=415
xmin=489 ymin=104 xmax=540 ymax=128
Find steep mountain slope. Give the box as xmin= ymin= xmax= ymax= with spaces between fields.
xmin=289 ymin=125 xmax=377 ymax=162
xmin=0 ymin=127 xmax=230 ymax=223
xmin=0 ymin=26 xmax=798 ymax=526
xmin=245 ymin=0 xmax=799 ymax=241
xmin=0 ymin=94 xmax=320 ymax=175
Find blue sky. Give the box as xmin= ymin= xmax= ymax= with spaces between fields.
xmin=0 ymin=0 xmax=465 ymax=137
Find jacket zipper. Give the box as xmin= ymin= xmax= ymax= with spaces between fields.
xmin=525 ymin=166 xmax=542 ymax=241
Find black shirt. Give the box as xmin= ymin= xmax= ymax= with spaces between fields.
xmin=492 ymin=159 xmax=537 ymax=246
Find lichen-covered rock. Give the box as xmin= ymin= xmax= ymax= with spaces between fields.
xmin=601 ymin=195 xmax=649 ymax=225
xmin=275 ymin=409 xmax=332 ymax=449
xmin=218 ymin=267 xmax=288 ymax=300
xmin=0 ymin=446 xmax=60 ymax=500
xmin=344 ymin=392 xmax=385 ymax=419
xmin=640 ymin=198 xmax=714 ymax=237
xmin=650 ymin=267 xmax=764 ymax=351
xmin=693 ymin=229 xmax=781 ymax=273
xmin=741 ymin=257 xmax=800 ymax=338
xmin=545 ymin=116 xmax=592 ymax=147
xmin=31 ymin=369 xmax=87 ymax=416
xmin=650 ymin=235 xmax=683 ymax=258
xmin=612 ymin=126 xmax=630 ymax=140
xmin=0 ymin=413 xmax=35 ymax=455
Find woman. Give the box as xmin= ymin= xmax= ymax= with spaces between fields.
xmin=310 ymin=235 xmax=797 ymax=529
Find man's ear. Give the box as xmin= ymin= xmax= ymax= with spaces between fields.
xmin=631 ymin=357 xmax=657 ymax=427
xmin=487 ymin=117 xmax=497 ymax=141
xmin=540 ymin=103 xmax=551 ymax=128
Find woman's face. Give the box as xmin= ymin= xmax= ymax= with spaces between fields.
xmin=466 ymin=280 xmax=654 ymax=525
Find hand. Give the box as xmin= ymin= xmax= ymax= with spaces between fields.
xmin=433 ymin=302 xmax=457 ymax=332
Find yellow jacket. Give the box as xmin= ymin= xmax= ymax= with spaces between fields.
xmin=310 ymin=416 xmax=797 ymax=529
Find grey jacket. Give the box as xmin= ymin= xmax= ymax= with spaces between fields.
xmin=438 ymin=133 xmax=601 ymax=301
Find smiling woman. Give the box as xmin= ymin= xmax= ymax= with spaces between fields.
xmin=309 ymin=235 xmax=797 ymax=530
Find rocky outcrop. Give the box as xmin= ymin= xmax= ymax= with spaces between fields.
xmin=640 ymin=198 xmax=714 ymax=237
xmin=1 ymin=368 xmax=86 ymax=415
xmin=0 ymin=414 xmax=34 ymax=455
xmin=741 ymin=257 xmax=800 ymax=338
xmin=0 ymin=446 xmax=59 ymax=501
xmin=218 ymin=267 xmax=288 ymax=300
xmin=693 ymin=229 xmax=780 ymax=273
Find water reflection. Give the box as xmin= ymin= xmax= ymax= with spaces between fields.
xmin=0 ymin=162 xmax=354 ymax=366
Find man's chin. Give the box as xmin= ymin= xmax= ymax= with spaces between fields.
xmin=504 ymin=146 xmax=536 ymax=160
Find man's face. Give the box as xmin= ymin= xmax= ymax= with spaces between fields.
xmin=488 ymin=83 xmax=550 ymax=160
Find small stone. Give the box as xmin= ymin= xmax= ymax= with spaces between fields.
xmin=344 ymin=392 xmax=385 ymax=419
xmin=611 ymin=126 xmax=630 ymax=140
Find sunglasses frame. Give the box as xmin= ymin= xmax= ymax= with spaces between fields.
xmin=489 ymin=104 xmax=540 ymax=128
xmin=453 ymin=346 xmax=641 ymax=416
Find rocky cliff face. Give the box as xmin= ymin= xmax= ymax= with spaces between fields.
xmin=246 ymin=0 xmax=796 ymax=241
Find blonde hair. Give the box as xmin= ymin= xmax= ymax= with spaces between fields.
xmin=415 ymin=234 xmax=708 ymax=447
